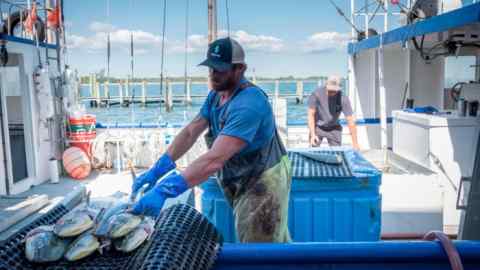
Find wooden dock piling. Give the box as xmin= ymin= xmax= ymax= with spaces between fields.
xmin=274 ymin=80 xmax=280 ymax=99
xmin=141 ymin=81 xmax=147 ymax=106
xmin=185 ymin=79 xmax=192 ymax=105
xmin=95 ymin=81 xmax=100 ymax=107
xmin=119 ymin=81 xmax=124 ymax=106
xmin=166 ymin=80 xmax=173 ymax=112
xmin=103 ymin=81 xmax=110 ymax=107
xmin=296 ymin=80 xmax=304 ymax=104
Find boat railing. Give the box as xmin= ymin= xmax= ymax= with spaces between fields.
xmin=0 ymin=0 xmax=58 ymax=45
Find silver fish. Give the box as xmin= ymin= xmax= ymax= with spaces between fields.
xmin=24 ymin=225 xmax=70 ymax=263
xmin=107 ymin=212 xmax=142 ymax=239
xmin=114 ymin=217 xmax=155 ymax=252
xmin=93 ymin=202 xmax=130 ymax=238
xmin=53 ymin=209 xmax=95 ymax=237
xmin=64 ymin=230 xmax=100 ymax=261
xmin=94 ymin=171 xmax=148 ymax=238
xmin=54 ymin=191 xmax=98 ymax=237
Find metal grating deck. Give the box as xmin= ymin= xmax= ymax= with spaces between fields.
xmin=287 ymin=151 xmax=353 ymax=179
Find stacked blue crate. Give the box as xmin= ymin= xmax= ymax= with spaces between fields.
xmin=200 ymin=149 xmax=381 ymax=242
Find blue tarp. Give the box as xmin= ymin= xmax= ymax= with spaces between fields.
xmin=348 ymin=3 xmax=480 ymax=55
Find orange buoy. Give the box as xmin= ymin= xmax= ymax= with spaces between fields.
xmin=62 ymin=147 xmax=91 ymax=180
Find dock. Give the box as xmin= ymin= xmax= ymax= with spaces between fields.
xmin=79 ymin=75 xmax=331 ymax=110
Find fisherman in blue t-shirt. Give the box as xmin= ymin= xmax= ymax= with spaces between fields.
xmin=131 ymin=37 xmax=292 ymax=243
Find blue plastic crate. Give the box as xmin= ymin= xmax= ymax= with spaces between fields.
xmin=200 ymin=149 xmax=382 ymax=242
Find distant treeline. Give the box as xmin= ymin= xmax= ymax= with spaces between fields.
xmin=79 ymin=75 xmax=332 ymax=84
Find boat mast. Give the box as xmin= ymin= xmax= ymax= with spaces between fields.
xmin=208 ymin=0 xmax=217 ymax=44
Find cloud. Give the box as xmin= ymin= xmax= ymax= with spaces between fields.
xmin=89 ymin=22 xmax=115 ymax=33
xmin=170 ymin=30 xmax=285 ymax=53
xmin=220 ymin=30 xmax=284 ymax=52
xmin=67 ymin=21 xmax=163 ymax=53
xmin=67 ymin=22 xmax=284 ymax=55
xmin=302 ymin=32 xmax=351 ymax=54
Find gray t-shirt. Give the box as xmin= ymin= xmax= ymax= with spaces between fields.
xmin=307 ymin=87 xmax=353 ymax=132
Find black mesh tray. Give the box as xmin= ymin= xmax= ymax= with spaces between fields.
xmin=0 ymin=203 xmax=223 ymax=270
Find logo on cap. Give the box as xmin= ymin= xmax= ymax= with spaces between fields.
xmin=211 ymin=45 xmax=221 ymax=58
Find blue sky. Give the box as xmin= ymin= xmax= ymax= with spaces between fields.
xmin=63 ymin=0 xmax=410 ymax=78
xmin=65 ymin=0 xmax=376 ymax=76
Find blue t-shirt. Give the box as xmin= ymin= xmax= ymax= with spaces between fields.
xmin=200 ymin=79 xmax=275 ymax=154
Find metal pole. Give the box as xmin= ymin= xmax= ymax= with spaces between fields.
xmin=384 ymin=0 xmax=388 ymax=32
xmin=208 ymin=0 xmax=213 ymax=43
xmin=349 ymin=0 xmax=357 ymax=112
xmin=212 ymin=0 xmax=217 ymax=41
xmin=365 ymin=0 xmax=369 ymax=38
xmin=378 ymin=36 xmax=387 ymax=164
xmin=208 ymin=0 xmax=217 ymax=44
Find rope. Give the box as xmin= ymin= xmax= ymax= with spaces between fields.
xmin=423 ymin=231 xmax=464 ymax=270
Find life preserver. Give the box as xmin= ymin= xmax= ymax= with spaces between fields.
xmin=2 ymin=10 xmax=46 ymax=42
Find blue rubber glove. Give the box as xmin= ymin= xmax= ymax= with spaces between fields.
xmin=131 ymin=172 xmax=189 ymax=217
xmin=132 ymin=154 xmax=176 ymax=196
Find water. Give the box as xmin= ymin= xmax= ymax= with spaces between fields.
xmin=80 ymin=81 xmax=346 ymax=126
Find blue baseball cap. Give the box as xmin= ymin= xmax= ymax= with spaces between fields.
xmin=199 ymin=37 xmax=245 ymax=72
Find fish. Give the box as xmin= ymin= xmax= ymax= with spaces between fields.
xmin=93 ymin=201 xmax=130 ymax=238
xmin=296 ymin=151 xmax=343 ymax=165
xmin=24 ymin=225 xmax=70 ymax=263
xmin=107 ymin=212 xmax=142 ymax=239
xmin=94 ymin=164 xmax=147 ymax=238
xmin=114 ymin=217 xmax=155 ymax=252
xmin=64 ymin=230 xmax=100 ymax=261
xmin=54 ymin=191 xmax=98 ymax=237
xmin=53 ymin=209 xmax=95 ymax=237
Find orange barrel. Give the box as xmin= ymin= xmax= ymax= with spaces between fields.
xmin=83 ymin=114 xmax=96 ymax=132
xmin=67 ymin=114 xmax=97 ymax=158
xmin=67 ymin=115 xmax=86 ymax=134
xmin=62 ymin=146 xmax=91 ymax=180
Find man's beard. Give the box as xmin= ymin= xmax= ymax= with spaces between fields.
xmin=212 ymin=75 xmax=237 ymax=92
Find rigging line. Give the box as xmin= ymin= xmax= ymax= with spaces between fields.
xmin=355 ymin=1 xmax=378 ymax=14
xmin=160 ymin=0 xmax=167 ymax=105
xmin=184 ymin=0 xmax=189 ymax=98
xmin=368 ymin=2 xmax=383 ymax=24
xmin=225 ymin=0 xmax=230 ymax=37
xmin=328 ymin=0 xmax=362 ymax=34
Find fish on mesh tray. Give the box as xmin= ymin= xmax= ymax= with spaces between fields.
xmin=108 ymin=212 xmax=143 ymax=239
xmin=114 ymin=216 xmax=155 ymax=253
xmin=24 ymin=225 xmax=71 ymax=263
xmin=64 ymin=229 xmax=100 ymax=261
xmin=53 ymin=191 xmax=100 ymax=237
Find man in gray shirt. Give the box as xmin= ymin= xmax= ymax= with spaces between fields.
xmin=307 ymin=75 xmax=359 ymax=149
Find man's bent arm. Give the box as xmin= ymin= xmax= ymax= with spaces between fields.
xmin=346 ymin=115 xmax=359 ymax=149
xmin=182 ymin=135 xmax=246 ymax=187
xmin=308 ymin=108 xmax=317 ymax=137
xmin=167 ymin=115 xmax=209 ymax=161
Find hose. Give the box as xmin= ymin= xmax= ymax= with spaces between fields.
xmin=423 ymin=231 xmax=464 ymax=270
